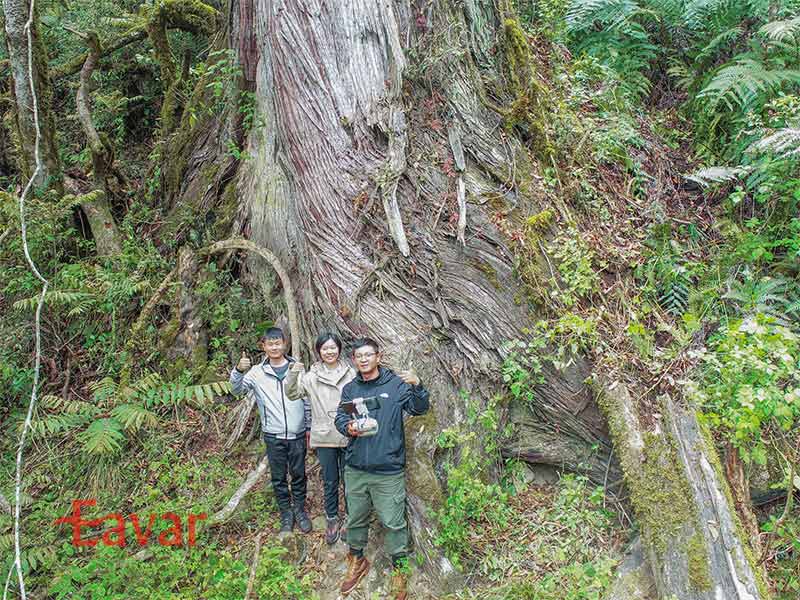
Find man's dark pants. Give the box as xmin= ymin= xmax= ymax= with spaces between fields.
xmin=264 ymin=434 xmax=307 ymax=512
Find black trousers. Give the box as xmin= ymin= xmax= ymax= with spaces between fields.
xmin=264 ymin=434 xmax=307 ymax=512
xmin=316 ymin=446 xmax=346 ymax=519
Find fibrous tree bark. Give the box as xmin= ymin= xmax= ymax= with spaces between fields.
xmin=3 ymin=0 xmax=61 ymax=189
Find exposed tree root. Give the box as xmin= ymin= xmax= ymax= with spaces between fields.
xmin=208 ymin=455 xmax=268 ymax=525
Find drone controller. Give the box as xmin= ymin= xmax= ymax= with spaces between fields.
xmin=342 ymin=396 xmax=380 ymax=437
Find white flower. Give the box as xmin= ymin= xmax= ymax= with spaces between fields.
xmin=784 ymin=388 xmax=800 ymax=405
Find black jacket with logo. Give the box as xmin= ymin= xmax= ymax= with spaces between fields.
xmin=334 ymin=367 xmax=430 ymax=474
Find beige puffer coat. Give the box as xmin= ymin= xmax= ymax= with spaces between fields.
xmin=285 ymin=361 xmax=355 ymax=448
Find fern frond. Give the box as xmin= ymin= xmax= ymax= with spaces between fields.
xmin=723 ymin=276 xmax=794 ymax=322
xmin=698 ymin=58 xmax=800 ymax=111
xmin=110 ymin=404 xmax=159 ymax=432
xmin=685 ymin=165 xmax=751 ymax=186
xmin=695 ymin=26 xmax=744 ymax=63
xmin=12 ymin=290 xmax=94 ymax=313
xmin=65 ymin=296 xmax=95 ymax=317
xmin=142 ymin=381 xmax=232 ymax=408
xmin=90 ymin=377 xmax=118 ymax=404
xmin=131 ymin=371 xmax=163 ymax=394
xmin=41 ymin=395 xmax=100 ymax=416
xmin=760 ymin=17 xmax=800 ymax=43
xmin=683 ymin=0 xmax=734 ymax=30
xmin=29 ymin=413 xmax=90 ymax=437
xmin=750 ymin=128 xmax=800 ymax=158
xmin=658 ymin=265 xmax=691 ymax=315
xmin=566 ymin=0 xmax=641 ymax=32
xmin=78 ymin=418 xmax=125 ymax=455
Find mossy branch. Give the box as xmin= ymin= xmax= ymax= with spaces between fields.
xmin=70 ymin=30 xmax=123 ymax=257
xmin=52 ymin=30 xmax=147 ymax=80
xmin=75 ymin=31 xmax=105 ymax=164
xmin=196 ymin=237 xmax=301 ymax=356
xmin=52 ymin=0 xmax=218 ymax=80
xmin=120 ymin=237 xmax=300 ymax=387
xmin=145 ymin=0 xmax=220 ymax=135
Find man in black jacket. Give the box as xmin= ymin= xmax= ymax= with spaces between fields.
xmin=334 ymin=337 xmax=430 ymax=600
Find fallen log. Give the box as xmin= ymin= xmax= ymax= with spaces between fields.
xmin=596 ymin=378 xmax=768 ymax=600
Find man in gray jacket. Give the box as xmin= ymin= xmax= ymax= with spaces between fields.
xmin=230 ymin=327 xmax=312 ymax=533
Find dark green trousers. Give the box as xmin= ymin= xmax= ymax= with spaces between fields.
xmin=344 ymin=466 xmax=407 ymax=558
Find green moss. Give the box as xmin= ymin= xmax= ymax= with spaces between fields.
xmin=200 ymin=163 xmax=221 ymax=187
xmin=161 ymin=0 xmax=219 ymax=35
xmin=525 ymin=209 xmax=554 ymax=232
xmin=598 ymin=386 xmax=775 ymax=597
xmin=596 ymin=389 xmax=697 ymax=559
xmin=159 ymin=312 xmax=181 ymax=353
xmin=636 ymin=430 xmax=696 ymax=557
xmin=503 ymin=19 xmax=535 ymax=99
xmin=211 ymin=180 xmax=239 ymax=239
xmin=687 ymin=532 xmax=712 ymax=591
xmin=500 ymin=19 xmax=553 ymax=160
xmin=471 ymin=259 xmax=501 ymax=290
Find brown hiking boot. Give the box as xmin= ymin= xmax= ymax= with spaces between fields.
xmin=390 ymin=571 xmax=408 ymax=600
xmin=340 ymin=553 xmax=369 ymax=595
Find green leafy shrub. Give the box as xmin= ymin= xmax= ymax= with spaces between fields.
xmin=49 ymin=543 xmax=249 ymax=599
xmin=434 ymin=447 xmax=511 ymax=570
xmin=435 ymin=396 xmax=512 ymax=570
xmin=548 ymin=230 xmax=601 ymax=307
xmin=255 ymin=545 xmax=313 ymax=599
xmin=692 ymin=314 xmax=800 ymax=465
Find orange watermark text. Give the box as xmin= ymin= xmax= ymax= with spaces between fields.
xmin=54 ymin=499 xmax=207 ymax=548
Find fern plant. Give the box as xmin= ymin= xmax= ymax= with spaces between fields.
xmin=722 ymin=275 xmax=798 ymax=323
xmin=751 ymin=127 xmax=800 ymax=158
xmin=658 ymin=265 xmax=691 ymax=315
xmin=697 ymin=58 xmax=800 ymax=111
xmin=565 ymin=0 xmax=660 ymax=100
xmin=31 ymin=374 xmax=232 ymax=456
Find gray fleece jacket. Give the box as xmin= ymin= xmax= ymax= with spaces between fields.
xmin=229 ymin=357 xmax=311 ymax=440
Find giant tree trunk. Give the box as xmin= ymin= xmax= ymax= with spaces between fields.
xmin=2 ymin=0 xmax=61 ymax=189
xmin=236 ymin=0 xmax=611 ymax=589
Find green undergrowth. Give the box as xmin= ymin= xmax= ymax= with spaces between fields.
xmin=441 ymin=469 xmax=623 ymax=600
xmin=761 ymin=505 xmax=800 ymax=599
xmin=435 ymin=393 xmax=624 ymax=597
xmin=0 ymin=410 xmax=311 ymax=598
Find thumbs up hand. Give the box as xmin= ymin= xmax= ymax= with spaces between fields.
xmin=237 ymin=351 xmax=252 ymax=373
xmin=399 ymin=369 xmax=419 ymax=386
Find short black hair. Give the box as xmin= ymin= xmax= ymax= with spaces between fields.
xmin=260 ymin=327 xmax=285 ymax=341
xmin=350 ymin=337 xmax=379 ymax=355
xmin=315 ymin=332 xmax=342 ymax=357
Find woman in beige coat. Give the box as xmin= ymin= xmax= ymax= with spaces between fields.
xmin=286 ymin=332 xmax=355 ymax=544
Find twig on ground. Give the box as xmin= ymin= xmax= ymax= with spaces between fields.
xmin=244 ymin=532 xmax=263 ymax=600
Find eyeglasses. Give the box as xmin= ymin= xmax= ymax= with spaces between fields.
xmin=353 ymin=351 xmax=376 ymax=360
